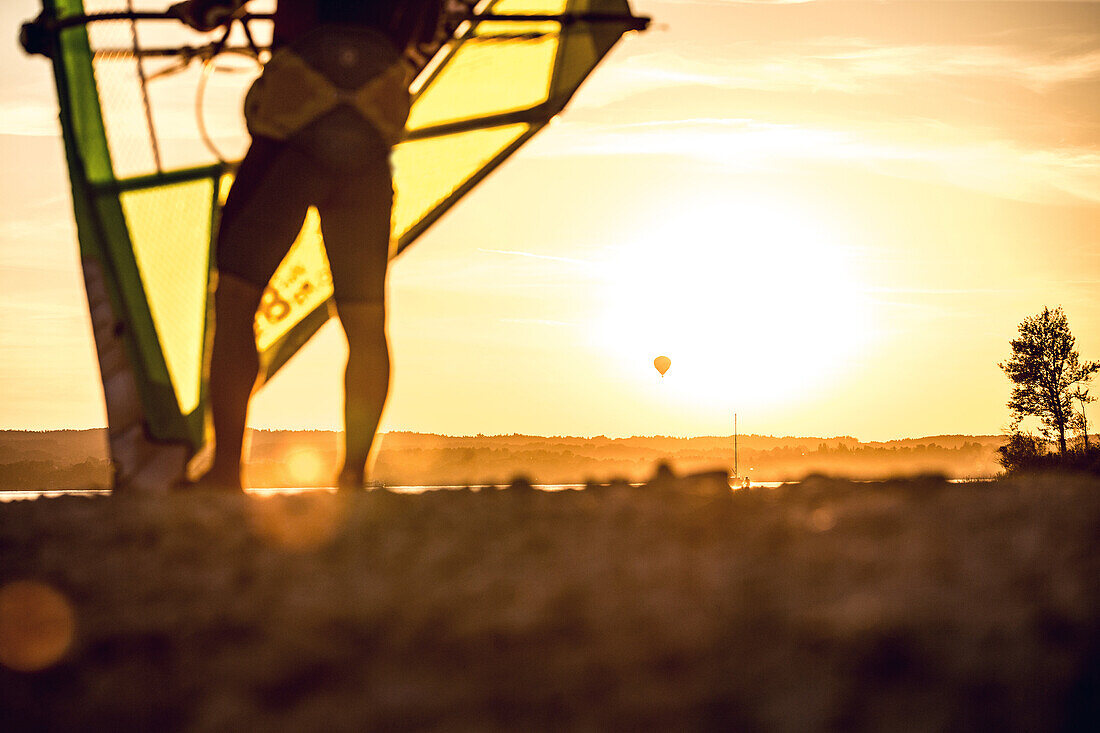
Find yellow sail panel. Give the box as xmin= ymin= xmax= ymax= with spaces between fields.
xmin=254 ymin=207 xmax=333 ymax=353
xmin=120 ymin=179 xmax=214 ymax=415
xmin=392 ymin=123 xmax=530 ymax=239
xmin=491 ymin=0 xmax=570 ymax=13
xmin=405 ymin=22 xmax=560 ymax=130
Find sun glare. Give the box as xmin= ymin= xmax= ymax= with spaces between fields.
xmin=595 ymin=196 xmax=873 ymax=414
xmin=284 ymin=447 xmax=330 ymax=486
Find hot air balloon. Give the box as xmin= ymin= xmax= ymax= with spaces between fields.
xmin=654 ymin=356 xmax=671 ymax=377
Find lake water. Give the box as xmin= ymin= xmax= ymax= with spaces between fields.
xmin=1 ymin=481 xmax=792 ymax=502
xmin=2 ymin=478 xmax=997 ymax=502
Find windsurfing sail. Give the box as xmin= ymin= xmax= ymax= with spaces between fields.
xmin=21 ymin=0 xmax=648 ymax=491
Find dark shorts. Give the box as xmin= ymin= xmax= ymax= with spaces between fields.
xmin=216 ymin=135 xmax=393 ymax=303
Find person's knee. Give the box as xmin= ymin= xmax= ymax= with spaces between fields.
xmin=214 ymin=272 xmax=265 ymax=339
xmin=337 ymin=300 xmax=388 ymax=350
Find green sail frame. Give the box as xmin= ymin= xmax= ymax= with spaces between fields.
xmin=43 ymin=0 xmax=216 ymax=489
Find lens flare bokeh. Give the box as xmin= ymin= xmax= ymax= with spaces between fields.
xmin=0 ymin=580 xmax=76 ymax=672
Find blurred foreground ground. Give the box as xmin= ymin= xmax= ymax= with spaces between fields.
xmin=1 ymin=474 xmax=1098 ymax=731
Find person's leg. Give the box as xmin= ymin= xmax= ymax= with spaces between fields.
xmin=202 ymin=272 xmax=263 ymax=489
xmin=197 ymin=139 xmax=324 ymax=490
xmin=320 ymin=161 xmax=394 ymax=489
xmin=335 ymin=301 xmax=390 ymax=488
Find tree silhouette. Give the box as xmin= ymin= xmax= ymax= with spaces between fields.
xmin=999 ymin=306 xmax=1098 ymax=454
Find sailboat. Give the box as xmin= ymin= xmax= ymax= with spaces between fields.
xmin=730 ymin=413 xmax=750 ymax=489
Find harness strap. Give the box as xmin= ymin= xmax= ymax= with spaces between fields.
xmin=245 ymin=47 xmax=410 ymax=146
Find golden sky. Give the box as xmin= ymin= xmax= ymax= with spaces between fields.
xmin=1 ymin=0 xmax=1098 ymax=439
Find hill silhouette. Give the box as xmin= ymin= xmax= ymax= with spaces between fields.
xmin=1 ymin=430 xmax=1005 ymax=490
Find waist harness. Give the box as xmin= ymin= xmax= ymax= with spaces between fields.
xmin=244 ymin=25 xmax=411 ymax=172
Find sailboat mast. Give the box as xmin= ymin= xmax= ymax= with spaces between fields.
xmin=734 ymin=412 xmax=738 ymax=478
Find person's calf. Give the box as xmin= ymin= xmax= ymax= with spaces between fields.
xmin=201 ymin=271 xmax=265 ymax=490
xmin=337 ymin=301 xmax=390 ymax=488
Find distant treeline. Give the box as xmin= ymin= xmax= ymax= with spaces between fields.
xmin=0 ymin=430 xmax=1007 ymax=490
xmin=362 ymin=433 xmax=1004 ymax=486
xmin=0 ymin=431 xmax=110 ymax=490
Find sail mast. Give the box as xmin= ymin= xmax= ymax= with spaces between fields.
xmin=734 ymin=412 xmax=738 ymax=478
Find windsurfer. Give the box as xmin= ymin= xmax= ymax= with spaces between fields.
xmin=172 ymin=0 xmax=443 ymax=491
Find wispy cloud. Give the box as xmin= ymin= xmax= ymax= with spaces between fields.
xmin=862 ymin=287 xmax=1023 ymax=295
xmin=534 ymin=117 xmax=1100 ymax=204
xmin=391 ymin=246 xmax=602 ymax=295
xmin=476 ymin=248 xmax=595 ymax=267
xmin=498 ymin=318 xmax=578 ymax=327
xmin=0 ymin=102 xmax=60 ymax=137
xmin=587 ymin=40 xmax=1100 ymax=101
xmin=799 ymin=42 xmax=1100 ymax=92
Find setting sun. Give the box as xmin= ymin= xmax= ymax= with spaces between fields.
xmin=596 ymin=194 xmax=873 ymax=411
